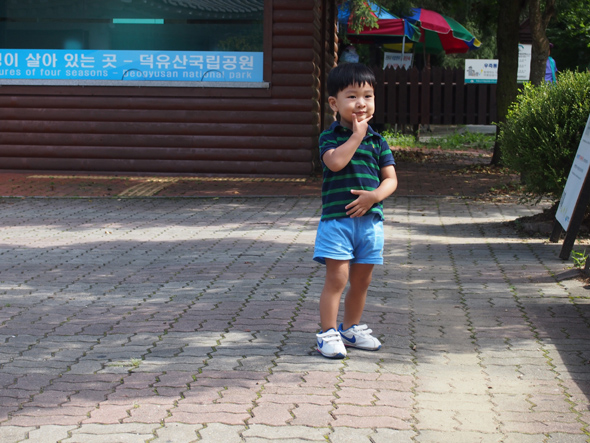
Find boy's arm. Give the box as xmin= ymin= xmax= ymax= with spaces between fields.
xmin=345 ymin=165 xmax=398 ymax=218
xmin=322 ymin=114 xmax=372 ymax=172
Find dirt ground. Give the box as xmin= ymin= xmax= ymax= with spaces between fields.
xmin=0 ymin=147 xmax=519 ymax=198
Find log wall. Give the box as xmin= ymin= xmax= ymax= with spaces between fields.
xmin=0 ymin=0 xmax=335 ymax=176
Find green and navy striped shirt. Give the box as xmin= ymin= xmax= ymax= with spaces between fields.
xmin=319 ymin=121 xmax=395 ymax=221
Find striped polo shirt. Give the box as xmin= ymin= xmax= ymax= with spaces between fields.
xmin=319 ymin=121 xmax=395 ymax=221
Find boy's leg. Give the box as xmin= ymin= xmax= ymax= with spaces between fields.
xmin=342 ymin=263 xmax=374 ymax=330
xmin=319 ymin=258 xmax=349 ymax=331
xmin=339 ymin=263 xmax=381 ymax=351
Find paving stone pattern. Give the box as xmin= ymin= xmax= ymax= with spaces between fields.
xmin=0 ymin=196 xmax=589 ymax=442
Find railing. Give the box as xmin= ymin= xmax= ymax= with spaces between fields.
xmin=372 ymin=66 xmax=497 ymax=128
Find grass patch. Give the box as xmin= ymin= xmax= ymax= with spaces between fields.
xmin=382 ymin=131 xmax=420 ymax=148
xmin=383 ymin=129 xmax=495 ymax=151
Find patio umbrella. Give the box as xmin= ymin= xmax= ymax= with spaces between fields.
xmin=404 ymin=8 xmax=481 ymax=54
xmin=337 ymin=1 xmax=420 ymax=46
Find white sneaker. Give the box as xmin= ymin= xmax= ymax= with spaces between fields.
xmin=316 ymin=329 xmax=347 ymax=359
xmin=339 ymin=324 xmax=381 ymax=351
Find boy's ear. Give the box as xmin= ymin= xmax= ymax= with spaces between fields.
xmin=328 ymin=96 xmax=338 ymax=112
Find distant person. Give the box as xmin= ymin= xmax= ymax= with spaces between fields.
xmin=340 ymin=45 xmax=359 ymax=64
xmin=314 ymin=63 xmax=398 ymax=359
xmin=545 ymin=43 xmax=558 ymax=83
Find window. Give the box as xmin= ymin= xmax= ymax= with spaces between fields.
xmin=0 ymin=0 xmax=264 ymax=83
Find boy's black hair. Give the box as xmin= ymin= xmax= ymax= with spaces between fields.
xmin=327 ymin=63 xmax=376 ymax=97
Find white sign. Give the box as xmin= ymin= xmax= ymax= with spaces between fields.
xmin=518 ymin=44 xmax=532 ymax=82
xmin=465 ymin=59 xmax=498 ymax=83
xmin=464 ymin=44 xmax=532 ymax=84
xmin=384 ymin=52 xmax=413 ymax=70
xmin=556 ymin=113 xmax=590 ymax=230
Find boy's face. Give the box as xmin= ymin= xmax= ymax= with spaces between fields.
xmin=328 ymin=82 xmax=375 ymax=130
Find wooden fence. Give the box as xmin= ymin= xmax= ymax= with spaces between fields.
xmin=372 ymin=66 xmax=497 ymax=128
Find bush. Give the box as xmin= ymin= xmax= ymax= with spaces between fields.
xmin=499 ymin=71 xmax=590 ymax=198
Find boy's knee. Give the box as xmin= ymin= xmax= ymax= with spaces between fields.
xmin=349 ymin=264 xmax=374 ymax=285
xmin=325 ymin=260 xmax=349 ymax=284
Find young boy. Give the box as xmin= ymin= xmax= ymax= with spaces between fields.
xmin=314 ymin=63 xmax=397 ymax=359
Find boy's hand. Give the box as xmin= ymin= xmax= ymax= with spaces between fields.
xmin=352 ymin=112 xmax=372 ymax=136
xmin=321 ymin=113 xmax=373 ymax=173
xmin=346 ymin=167 xmax=398 ymax=217
xmin=345 ymin=189 xmax=377 ymax=217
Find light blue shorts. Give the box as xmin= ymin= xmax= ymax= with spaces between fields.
xmin=313 ymin=214 xmax=384 ymax=265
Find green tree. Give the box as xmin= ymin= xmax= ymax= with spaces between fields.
xmin=492 ymin=0 xmax=527 ymax=165
xmin=529 ymin=0 xmax=556 ymax=85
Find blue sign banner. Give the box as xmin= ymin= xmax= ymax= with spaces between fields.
xmin=0 ymin=49 xmax=263 ymax=82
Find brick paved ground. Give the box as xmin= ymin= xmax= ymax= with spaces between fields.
xmin=1 ymin=190 xmax=589 ymax=442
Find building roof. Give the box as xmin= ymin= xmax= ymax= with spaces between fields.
xmin=4 ymin=0 xmax=264 ymax=20
xmin=160 ymin=0 xmax=263 ymax=14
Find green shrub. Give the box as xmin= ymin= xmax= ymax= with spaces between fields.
xmin=499 ymin=70 xmax=590 ymax=197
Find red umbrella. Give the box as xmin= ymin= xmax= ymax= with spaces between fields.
xmin=404 ymin=8 xmax=481 ymax=54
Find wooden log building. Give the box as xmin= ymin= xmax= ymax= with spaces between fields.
xmin=0 ymin=0 xmax=338 ymax=176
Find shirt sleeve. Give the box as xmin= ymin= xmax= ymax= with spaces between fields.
xmin=319 ymin=128 xmax=342 ymax=165
xmin=378 ymin=137 xmax=396 ymax=168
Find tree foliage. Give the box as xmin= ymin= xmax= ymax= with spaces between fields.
xmin=555 ymin=0 xmax=590 ymax=48
xmin=548 ymin=0 xmax=590 ymax=71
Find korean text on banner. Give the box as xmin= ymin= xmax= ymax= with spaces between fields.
xmin=0 ymin=49 xmax=264 ymax=82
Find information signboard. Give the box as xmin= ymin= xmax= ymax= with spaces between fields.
xmin=550 ymin=112 xmax=590 ymax=259
xmin=556 ymin=113 xmax=590 ymax=230
xmin=464 ymin=59 xmax=498 ymax=83
xmin=518 ymin=44 xmax=532 ymax=83
xmin=464 ymin=44 xmax=532 ymax=84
